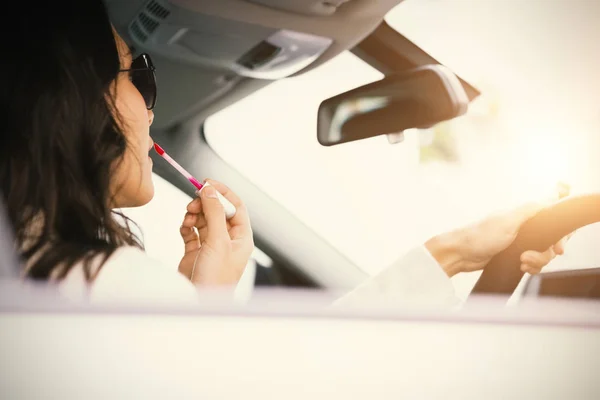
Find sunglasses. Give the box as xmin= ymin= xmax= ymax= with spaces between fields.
xmin=120 ymin=53 xmax=157 ymax=110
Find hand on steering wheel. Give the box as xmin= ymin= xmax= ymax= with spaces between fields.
xmin=472 ymin=194 xmax=600 ymax=295
xmin=425 ymin=201 xmax=567 ymax=278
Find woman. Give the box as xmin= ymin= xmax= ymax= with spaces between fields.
xmin=0 ymin=0 xmax=563 ymax=305
xmin=1 ymin=0 xmax=253 ymax=302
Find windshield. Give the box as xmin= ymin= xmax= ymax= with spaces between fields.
xmin=205 ymin=0 xmax=600 ymax=298
xmin=385 ymin=0 xmax=600 ymax=194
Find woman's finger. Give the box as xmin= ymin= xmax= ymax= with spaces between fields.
xmin=194 ymin=215 xmax=233 ymax=243
xmin=195 ymin=216 xmax=209 ymax=242
xmin=186 ymin=197 xmax=203 ymax=214
xmin=179 ymin=224 xmax=199 ymax=254
xmin=553 ymin=237 xmax=567 ymax=255
xmin=520 ymin=247 xmax=556 ymax=269
xmin=199 ymin=185 xmax=229 ymax=246
xmin=553 ymin=233 xmax=573 ymax=255
xmin=181 ymin=212 xmax=197 ymax=229
xmin=204 ymin=179 xmax=251 ymax=237
xmin=203 ymin=179 xmax=243 ymax=207
xmin=520 ymin=263 xmax=542 ymax=275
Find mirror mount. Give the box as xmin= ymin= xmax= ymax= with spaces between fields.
xmin=386 ymin=131 xmax=405 ymax=144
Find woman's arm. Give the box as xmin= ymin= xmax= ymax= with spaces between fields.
xmin=333 ymin=201 xmax=567 ymax=309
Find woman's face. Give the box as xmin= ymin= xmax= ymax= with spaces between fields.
xmin=110 ymin=32 xmax=155 ymax=208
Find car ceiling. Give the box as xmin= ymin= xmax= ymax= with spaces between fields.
xmin=105 ymin=0 xmax=404 ymax=130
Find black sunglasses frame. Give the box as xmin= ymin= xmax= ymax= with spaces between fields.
xmin=120 ymin=53 xmax=157 ymax=110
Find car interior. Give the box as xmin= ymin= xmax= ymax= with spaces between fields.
xmin=98 ymin=0 xmax=600 ymax=301
xmin=108 ymin=0 xmax=473 ymax=292
xmin=1 ymin=0 xmax=600 ymax=397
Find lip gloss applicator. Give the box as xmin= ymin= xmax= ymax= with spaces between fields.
xmin=153 ymin=143 xmax=236 ymax=219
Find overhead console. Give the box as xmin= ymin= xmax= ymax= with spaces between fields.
xmin=126 ymin=0 xmax=332 ymax=79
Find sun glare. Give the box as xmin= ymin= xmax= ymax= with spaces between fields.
xmin=511 ymin=121 xmax=574 ymax=201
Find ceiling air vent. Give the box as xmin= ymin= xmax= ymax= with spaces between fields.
xmin=130 ymin=20 xmax=149 ymax=43
xmin=129 ymin=0 xmax=171 ymax=43
xmin=146 ymin=0 xmax=171 ymax=19
xmin=138 ymin=12 xmax=160 ymax=33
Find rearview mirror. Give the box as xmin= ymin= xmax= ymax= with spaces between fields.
xmin=317 ymin=65 xmax=469 ymax=146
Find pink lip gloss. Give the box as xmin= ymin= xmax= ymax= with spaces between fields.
xmin=153 ymin=143 xmax=236 ymax=218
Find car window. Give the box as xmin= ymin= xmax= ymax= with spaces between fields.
xmin=205 ymin=1 xmax=600 ymax=298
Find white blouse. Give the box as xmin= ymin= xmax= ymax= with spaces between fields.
xmin=59 ymin=245 xmax=460 ymax=308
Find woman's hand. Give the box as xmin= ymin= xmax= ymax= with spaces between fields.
xmin=178 ymin=180 xmax=254 ymax=286
xmin=425 ymin=202 xmax=570 ymax=277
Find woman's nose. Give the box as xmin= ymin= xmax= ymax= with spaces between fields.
xmin=148 ymin=110 xmax=154 ymax=126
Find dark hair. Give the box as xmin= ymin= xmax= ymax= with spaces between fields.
xmin=0 ymin=0 xmax=142 ymax=280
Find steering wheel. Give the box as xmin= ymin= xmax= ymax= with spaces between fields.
xmin=471 ymin=194 xmax=600 ymax=295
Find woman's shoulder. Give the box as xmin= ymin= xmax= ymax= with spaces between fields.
xmin=61 ymin=246 xmax=198 ymax=305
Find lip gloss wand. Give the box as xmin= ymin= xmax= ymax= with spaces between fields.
xmin=153 ymin=143 xmax=236 ymax=219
